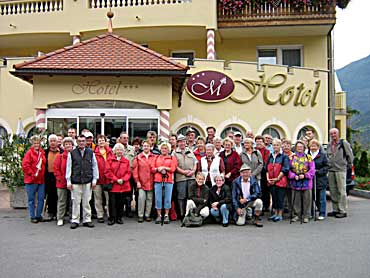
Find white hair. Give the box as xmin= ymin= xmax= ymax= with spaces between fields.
xmin=48 ymin=134 xmax=58 ymax=142
xmin=113 ymin=143 xmax=125 ymax=153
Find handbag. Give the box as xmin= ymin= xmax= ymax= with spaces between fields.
xmin=102 ymin=183 xmax=113 ymax=192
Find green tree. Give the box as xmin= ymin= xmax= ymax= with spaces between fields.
xmin=357 ymin=151 xmax=369 ymax=177
xmin=346 ymin=106 xmax=360 ymax=143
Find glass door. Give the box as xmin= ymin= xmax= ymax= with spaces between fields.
xmin=46 ymin=118 xmax=77 ymax=135
xmin=79 ymin=117 xmax=101 ymax=135
xmin=104 ymin=117 xmax=127 ymax=139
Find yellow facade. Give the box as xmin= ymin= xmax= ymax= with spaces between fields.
xmin=0 ymin=0 xmax=345 ymax=143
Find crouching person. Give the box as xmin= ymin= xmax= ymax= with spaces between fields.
xmin=186 ymin=173 xmax=210 ymax=219
xmin=209 ymin=175 xmax=232 ymax=227
xmin=232 ymin=164 xmax=263 ymax=227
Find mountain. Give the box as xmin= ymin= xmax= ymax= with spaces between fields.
xmin=337 ymin=55 xmax=370 ymax=148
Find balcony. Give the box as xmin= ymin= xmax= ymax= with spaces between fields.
xmin=335 ymin=91 xmax=346 ymax=111
xmin=217 ymin=0 xmax=336 ymax=29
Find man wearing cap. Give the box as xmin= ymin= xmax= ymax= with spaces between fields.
xmin=174 ymin=134 xmax=198 ymax=219
xmin=233 ymin=132 xmax=243 ymax=155
xmin=84 ymin=131 xmax=96 ymax=151
xmin=186 ymin=128 xmax=197 ymax=151
xmin=66 ymin=134 xmax=99 ymax=229
xmin=232 ymin=164 xmax=263 ymax=227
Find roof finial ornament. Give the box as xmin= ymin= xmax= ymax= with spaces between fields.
xmin=107 ymin=8 xmax=114 ymax=33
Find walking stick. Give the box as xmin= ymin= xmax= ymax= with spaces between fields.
xmin=300 ymin=189 xmax=303 ymax=224
xmin=161 ymin=172 xmax=168 ymax=226
xmin=290 ymin=188 xmax=295 ymax=225
xmin=313 ymin=176 xmax=317 ymax=221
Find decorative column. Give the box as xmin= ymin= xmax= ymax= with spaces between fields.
xmin=207 ymin=29 xmax=216 ymax=60
xmin=159 ymin=110 xmax=170 ymax=140
xmin=35 ymin=109 xmax=46 ymax=131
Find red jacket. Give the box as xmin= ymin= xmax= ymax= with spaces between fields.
xmin=94 ymin=146 xmax=113 ymax=185
xmin=53 ymin=151 xmax=68 ymax=189
xmin=219 ymin=150 xmax=242 ymax=184
xmin=193 ymin=148 xmax=206 ymax=163
xmin=22 ymin=147 xmax=46 ymax=184
xmin=133 ymin=152 xmax=156 ymax=191
xmin=151 ymin=155 xmax=178 ymax=184
xmin=105 ymin=156 xmax=131 ymax=193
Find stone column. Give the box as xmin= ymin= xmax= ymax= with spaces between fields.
xmin=35 ymin=109 xmax=46 ymax=131
xmin=159 ymin=110 xmax=170 ymax=140
xmin=207 ymin=29 xmax=216 ymax=60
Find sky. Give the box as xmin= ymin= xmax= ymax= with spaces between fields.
xmin=334 ymin=0 xmax=370 ymax=69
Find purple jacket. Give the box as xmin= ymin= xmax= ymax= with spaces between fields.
xmin=288 ymin=152 xmax=316 ymax=190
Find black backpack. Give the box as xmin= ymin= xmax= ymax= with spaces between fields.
xmin=181 ymin=209 xmax=203 ymax=228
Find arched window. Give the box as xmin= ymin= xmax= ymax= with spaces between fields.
xmin=296 ymin=126 xmax=317 ymax=140
xmin=27 ymin=126 xmax=37 ymax=138
xmin=220 ymin=126 xmax=244 ymax=139
xmin=262 ymin=126 xmax=283 ymax=139
xmin=0 ymin=126 xmax=8 ymax=153
xmin=177 ymin=125 xmax=202 ymax=138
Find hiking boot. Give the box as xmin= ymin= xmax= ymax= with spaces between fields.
xmin=163 ymin=215 xmax=170 ymax=224
xmin=318 ymin=215 xmax=325 ymax=221
xmin=57 ymin=219 xmax=64 ymax=226
xmin=303 ymin=218 xmax=309 ymax=223
xmin=254 ymin=217 xmax=263 ymax=227
xmin=335 ymin=213 xmax=347 ymax=218
xmin=222 ymin=222 xmax=229 ymax=227
xmin=70 ymin=223 xmax=79 ymax=229
xmin=291 ymin=216 xmax=299 ymax=222
xmin=108 ymin=219 xmax=115 ymax=226
xmin=116 ymin=218 xmax=124 ymax=224
xmin=30 ymin=218 xmax=38 ymax=224
xmin=155 ymin=216 xmax=162 ymax=224
xmin=82 ymin=222 xmax=95 ymax=228
xmin=138 ymin=217 xmax=144 ymax=223
xmin=145 ymin=217 xmax=152 ymax=222
xmin=327 ymin=211 xmax=338 ymax=217
xmin=97 ymin=218 xmax=104 ymax=223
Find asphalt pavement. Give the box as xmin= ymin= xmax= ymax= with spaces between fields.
xmin=0 ymin=196 xmax=369 ymax=278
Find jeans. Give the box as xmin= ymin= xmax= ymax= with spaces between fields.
xmin=312 ymin=188 xmax=327 ymax=217
xmin=25 ymin=184 xmax=45 ymax=219
xmin=210 ymin=204 xmax=229 ymax=224
xmin=154 ymin=182 xmax=173 ymax=209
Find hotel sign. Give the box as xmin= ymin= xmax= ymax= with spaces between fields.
xmin=72 ymin=80 xmax=138 ymax=95
xmin=186 ymin=71 xmax=321 ymax=107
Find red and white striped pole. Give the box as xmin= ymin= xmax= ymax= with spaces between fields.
xmin=35 ymin=109 xmax=46 ymax=131
xmin=207 ymin=29 xmax=216 ymax=60
xmin=159 ymin=110 xmax=170 ymax=140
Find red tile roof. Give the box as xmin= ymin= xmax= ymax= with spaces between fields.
xmin=14 ymin=33 xmax=188 ymax=72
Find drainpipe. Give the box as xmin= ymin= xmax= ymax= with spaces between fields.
xmin=327 ymin=25 xmax=335 ymax=136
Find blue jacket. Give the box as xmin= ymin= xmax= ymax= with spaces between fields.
xmin=232 ymin=176 xmax=261 ymax=209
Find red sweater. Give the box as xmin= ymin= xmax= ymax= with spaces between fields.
xmin=53 ymin=151 xmax=68 ymax=189
xmin=22 ymin=147 xmax=46 ymax=184
xmin=133 ymin=152 xmax=156 ymax=191
xmin=151 ymin=155 xmax=178 ymax=184
xmin=219 ymin=150 xmax=242 ymax=184
xmin=94 ymin=146 xmax=114 ymax=185
xmin=105 ymin=156 xmax=131 ymax=193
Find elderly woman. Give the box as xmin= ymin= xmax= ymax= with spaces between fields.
xmin=240 ymin=138 xmax=263 ymax=184
xmin=151 ymin=142 xmax=178 ymax=224
xmin=93 ymin=134 xmax=113 ymax=223
xmin=266 ymin=138 xmax=290 ymax=222
xmin=54 ymin=137 xmax=74 ymax=226
xmin=193 ymin=136 xmax=206 ymax=162
xmin=213 ymin=136 xmax=224 ymax=157
xmin=198 ymin=144 xmax=225 ymax=188
xmin=209 ymin=175 xmax=232 ymax=227
xmin=289 ymin=140 xmax=316 ymax=223
xmin=105 ymin=143 xmax=131 ymax=225
xmin=133 ymin=140 xmax=156 ymax=223
xmin=22 ymin=135 xmax=46 ymax=223
xmin=308 ymin=139 xmax=328 ymax=220
xmin=219 ymin=138 xmax=242 ymax=185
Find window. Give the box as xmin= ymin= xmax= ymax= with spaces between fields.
xmin=262 ymin=126 xmax=282 ymax=139
xmin=220 ymin=126 xmax=244 ymax=139
xmin=297 ymin=126 xmax=317 ymax=140
xmin=171 ymin=51 xmax=195 ymax=66
xmin=128 ymin=118 xmax=158 ymax=141
xmin=47 ymin=118 xmax=77 ymax=136
xmin=258 ymin=46 xmax=302 ymax=67
xmin=27 ymin=126 xmax=36 ymax=138
xmin=177 ymin=125 xmax=202 ymax=138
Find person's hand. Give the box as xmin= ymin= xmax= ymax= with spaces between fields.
xmin=160 ymin=169 xmax=167 ymax=175
xmin=117 ymin=179 xmax=123 ymax=184
xmin=137 ymin=182 xmax=141 ymax=189
xmin=240 ymin=198 xmax=248 ymax=205
xmin=212 ymin=202 xmax=219 ymax=209
xmin=92 ymin=182 xmax=97 ymax=189
xmin=299 ymin=174 xmax=305 ymax=180
xmin=225 ymin=173 xmax=231 ymax=179
xmin=295 ymin=175 xmax=300 ymax=180
xmin=67 ymin=184 xmax=72 ymax=191
xmin=237 ymin=208 xmax=242 ymax=216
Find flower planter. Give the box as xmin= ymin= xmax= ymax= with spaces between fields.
xmin=337 ymin=0 xmax=350 ymax=9
xmin=349 ymin=188 xmax=370 ymax=199
xmin=10 ymin=186 xmax=28 ymax=208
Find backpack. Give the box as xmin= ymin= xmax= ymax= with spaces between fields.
xmin=181 ymin=209 xmax=203 ymax=228
xmin=339 ymin=139 xmax=351 ymax=170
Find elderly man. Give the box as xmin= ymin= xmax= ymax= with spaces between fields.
xmin=174 ymin=134 xmax=197 ymax=219
xmin=197 ymin=144 xmax=225 ymax=188
xmin=327 ymin=128 xmax=353 ymax=218
xmin=186 ymin=128 xmax=197 ymax=151
xmin=232 ymin=164 xmax=263 ymax=227
xmin=66 ymin=134 xmax=99 ymax=229
xmin=146 ymin=130 xmax=160 ymax=155
xmin=233 ymin=132 xmax=243 ymax=154
xmin=206 ymin=126 xmax=216 ymax=144
xmin=263 ymin=134 xmax=274 ymax=153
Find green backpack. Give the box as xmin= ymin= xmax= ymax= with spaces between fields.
xmin=181 ymin=209 xmax=203 ymax=228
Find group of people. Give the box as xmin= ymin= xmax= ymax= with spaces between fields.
xmin=21 ymin=125 xmax=353 ymax=229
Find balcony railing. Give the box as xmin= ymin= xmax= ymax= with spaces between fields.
xmin=89 ymin=0 xmax=192 ymax=9
xmin=0 ymin=0 xmax=63 ymax=16
xmin=335 ymin=92 xmax=346 ymax=110
xmin=218 ymin=1 xmax=336 ymax=26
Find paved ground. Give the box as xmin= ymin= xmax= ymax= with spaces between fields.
xmin=0 ymin=196 xmax=369 ymax=278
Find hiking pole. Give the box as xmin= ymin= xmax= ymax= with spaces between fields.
xmin=300 ymin=188 xmax=303 ymax=225
xmin=290 ymin=188 xmax=295 ymax=224
xmin=161 ymin=172 xmax=168 ymax=226
xmin=313 ymin=176 xmax=317 ymax=221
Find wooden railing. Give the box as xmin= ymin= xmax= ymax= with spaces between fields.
xmin=335 ymin=92 xmax=346 ymax=110
xmin=89 ymin=0 xmax=192 ymax=8
xmin=0 ymin=0 xmax=63 ymax=15
xmin=218 ymin=1 xmax=336 ymax=25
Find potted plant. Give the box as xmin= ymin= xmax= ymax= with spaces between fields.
xmin=0 ymin=134 xmax=31 ymax=208
xmin=337 ymin=0 xmax=350 ymax=9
